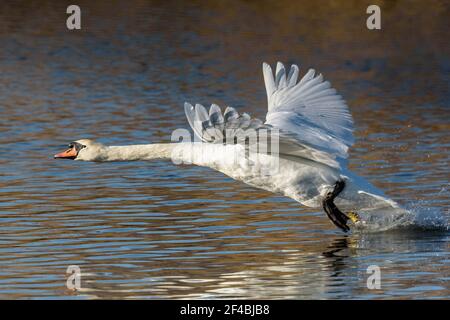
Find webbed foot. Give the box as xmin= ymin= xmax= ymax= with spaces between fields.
xmin=322 ymin=180 xmax=359 ymax=232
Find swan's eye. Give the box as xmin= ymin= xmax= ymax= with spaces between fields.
xmin=68 ymin=144 xmax=74 ymax=149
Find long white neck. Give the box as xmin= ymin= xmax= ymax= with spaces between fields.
xmin=101 ymin=144 xmax=175 ymax=161
xmin=91 ymin=143 xmax=248 ymax=175
xmin=95 ymin=143 xmax=244 ymax=169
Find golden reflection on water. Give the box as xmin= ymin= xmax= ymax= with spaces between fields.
xmin=0 ymin=0 xmax=448 ymax=299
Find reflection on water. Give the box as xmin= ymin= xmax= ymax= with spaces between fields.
xmin=0 ymin=0 xmax=449 ymax=299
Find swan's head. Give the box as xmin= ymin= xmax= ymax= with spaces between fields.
xmin=54 ymin=139 xmax=106 ymax=161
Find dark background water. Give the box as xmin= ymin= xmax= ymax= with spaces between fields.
xmin=0 ymin=0 xmax=448 ymax=299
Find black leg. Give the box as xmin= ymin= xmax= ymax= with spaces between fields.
xmin=322 ymin=180 xmax=351 ymax=232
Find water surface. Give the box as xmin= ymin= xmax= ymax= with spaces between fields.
xmin=0 ymin=0 xmax=448 ymax=299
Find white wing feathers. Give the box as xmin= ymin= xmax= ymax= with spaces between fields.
xmin=184 ymin=102 xmax=265 ymax=143
xmin=263 ymin=62 xmax=300 ymax=103
xmin=184 ymin=102 xmax=339 ymax=168
xmin=263 ymin=62 xmax=354 ymax=159
xmin=184 ymin=62 xmax=354 ymax=169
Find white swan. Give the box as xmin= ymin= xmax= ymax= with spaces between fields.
xmin=55 ymin=62 xmax=409 ymax=232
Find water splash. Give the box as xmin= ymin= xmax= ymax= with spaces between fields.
xmin=404 ymin=184 xmax=450 ymax=231
xmin=351 ymin=187 xmax=449 ymax=233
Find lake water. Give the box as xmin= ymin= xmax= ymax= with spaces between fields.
xmin=0 ymin=1 xmax=448 ymax=299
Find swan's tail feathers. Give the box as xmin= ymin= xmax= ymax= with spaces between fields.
xmin=184 ymin=102 xmax=266 ymax=144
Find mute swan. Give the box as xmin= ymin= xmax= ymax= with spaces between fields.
xmin=55 ymin=62 xmax=408 ymax=232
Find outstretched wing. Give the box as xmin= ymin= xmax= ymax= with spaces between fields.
xmin=184 ymin=102 xmax=341 ymax=168
xmin=184 ymin=102 xmax=266 ymax=143
xmin=183 ymin=61 xmax=353 ymax=169
xmin=263 ymin=62 xmax=354 ymax=159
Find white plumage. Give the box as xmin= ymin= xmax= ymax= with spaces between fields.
xmin=58 ymin=62 xmax=411 ymax=232
xmin=263 ymin=62 xmax=354 ymax=160
xmin=181 ymin=62 xmax=409 ymax=230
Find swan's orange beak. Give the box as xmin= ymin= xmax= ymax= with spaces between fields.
xmin=54 ymin=147 xmax=77 ymax=160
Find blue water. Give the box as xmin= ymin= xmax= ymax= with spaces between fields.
xmin=0 ymin=1 xmax=448 ymax=299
